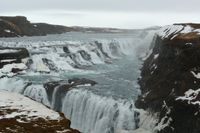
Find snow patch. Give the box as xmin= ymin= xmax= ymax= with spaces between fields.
xmin=180 ymin=25 xmax=193 ymax=33
xmin=0 ymin=49 xmax=19 ymax=54
xmin=185 ymin=43 xmax=193 ymax=46
xmin=154 ymin=101 xmax=173 ymax=132
xmin=4 ymin=29 xmax=11 ymax=33
xmin=157 ymin=24 xmax=200 ymax=40
xmin=157 ymin=25 xmax=184 ymax=39
xmin=176 ymin=88 xmax=200 ymax=106
xmin=153 ymin=54 xmax=159 ymax=59
xmin=191 ymin=71 xmax=200 ymax=79
xmin=0 ymin=59 xmax=16 ymax=63
xmin=76 ymin=84 xmax=92 ymax=87
xmin=141 ymin=49 xmax=153 ymax=61
xmin=0 ymin=63 xmax=27 ymax=77
xmin=154 ymin=116 xmax=173 ymax=132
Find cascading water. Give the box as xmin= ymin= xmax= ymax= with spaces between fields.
xmin=0 ymin=30 xmax=157 ymax=133
xmin=62 ymin=89 xmax=136 ymax=133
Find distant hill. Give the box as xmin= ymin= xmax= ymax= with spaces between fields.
xmin=0 ymin=16 xmax=133 ymax=37
xmin=0 ymin=16 xmax=74 ymax=37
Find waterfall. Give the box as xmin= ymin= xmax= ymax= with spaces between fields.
xmin=61 ymin=89 xmax=136 ymax=133
xmin=24 ymin=85 xmax=50 ymax=106
xmin=0 ymin=37 xmax=142 ymax=73
xmin=0 ymin=30 xmax=158 ymax=133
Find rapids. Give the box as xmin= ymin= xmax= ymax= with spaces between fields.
xmin=0 ymin=30 xmax=157 ymax=133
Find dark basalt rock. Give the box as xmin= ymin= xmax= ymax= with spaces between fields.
xmin=44 ymin=78 xmax=97 ymax=111
xmin=136 ymin=24 xmax=200 ymax=133
xmin=11 ymin=68 xmax=23 ymax=73
xmin=78 ymin=50 xmax=92 ymax=61
xmin=0 ymin=47 xmax=29 ymax=60
xmin=95 ymin=41 xmax=110 ymax=58
xmin=32 ymin=23 xmax=73 ymax=35
xmin=42 ymin=58 xmax=58 ymax=72
xmin=0 ymin=47 xmax=29 ymax=68
xmin=63 ymin=46 xmax=70 ymax=54
xmin=43 ymin=80 xmax=67 ymax=103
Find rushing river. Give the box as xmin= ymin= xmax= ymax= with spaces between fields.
xmin=0 ymin=30 xmax=156 ymax=133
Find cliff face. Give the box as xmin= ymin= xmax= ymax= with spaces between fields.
xmin=0 ymin=16 xmax=73 ymax=37
xmin=136 ymin=24 xmax=200 ymax=133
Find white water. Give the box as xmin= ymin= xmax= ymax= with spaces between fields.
xmin=0 ymin=30 xmax=157 ymax=133
xmin=62 ymin=89 xmax=136 ymax=133
xmin=24 ymin=85 xmax=50 ymax=106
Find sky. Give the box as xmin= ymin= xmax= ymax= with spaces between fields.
xmin=0 ymin=0 xmax=200 ymax=29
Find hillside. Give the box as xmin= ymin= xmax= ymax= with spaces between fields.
xmin=0 ymin=16 xmax=74 ymax=37
xmin=0 ymin=16 xmax=130 ymax=38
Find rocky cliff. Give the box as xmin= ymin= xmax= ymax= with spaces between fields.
xmin=0 ymin=16 xmax=73 ymax=37
xmin=136 ymin=24 xmax=200 ymax=133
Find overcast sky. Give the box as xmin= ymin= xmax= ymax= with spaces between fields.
xmin=1 ymin=0 xmax=200 ymax=29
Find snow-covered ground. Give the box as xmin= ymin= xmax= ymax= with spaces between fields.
xmin=0 ymin=91 xmax=61 ymax=120
xmin=157 ymin=24 xmax=200 ymax=40
xmin=0 ymin=91 xmax=80 ymax=133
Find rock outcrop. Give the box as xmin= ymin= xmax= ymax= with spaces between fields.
xmin=0 ymin=47 xmax=29 ymax=67
xmin=0 ymin=91 xmax=80 ymax=133
xmin=136 ymin=24 xmax=200 ymax=133
xmin=0 ymin=16 xmax=73 ymax=37
xmin=0 ymin=47 xmax=29 ymax=77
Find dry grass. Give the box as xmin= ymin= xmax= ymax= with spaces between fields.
xmin=0 ymin=108 xmax=80 ymax=133
xmin=175 ymin=32 xmax=200 ymax=40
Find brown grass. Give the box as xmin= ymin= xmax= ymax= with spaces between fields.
xmin=0 ymin=108 xmax=80 ymax=133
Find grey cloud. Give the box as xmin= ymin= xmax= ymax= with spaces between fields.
xmin=1 ymin=0 xmax=200 ymax=13
xmin=0 ymin=0 xmax=200 ymax=28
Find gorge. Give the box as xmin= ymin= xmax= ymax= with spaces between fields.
xmin=1 ymin=16 xmax=200 ymax=133
xmin=0 ymin=18 xmax=157 ymax=133
xmin=136 ymin=24 xmax=200 ymax=133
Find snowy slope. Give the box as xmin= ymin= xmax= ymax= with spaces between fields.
xmin=0 ymin=91 xmax=61 ymax=120
xmin=0 ymin=91 xmax=79 ymax=133
xmin=156 ymin=24 xmax=200 ymax=40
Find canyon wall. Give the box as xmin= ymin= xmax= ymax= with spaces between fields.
xmin=136 ymin=24 xmax=200 ymax=133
